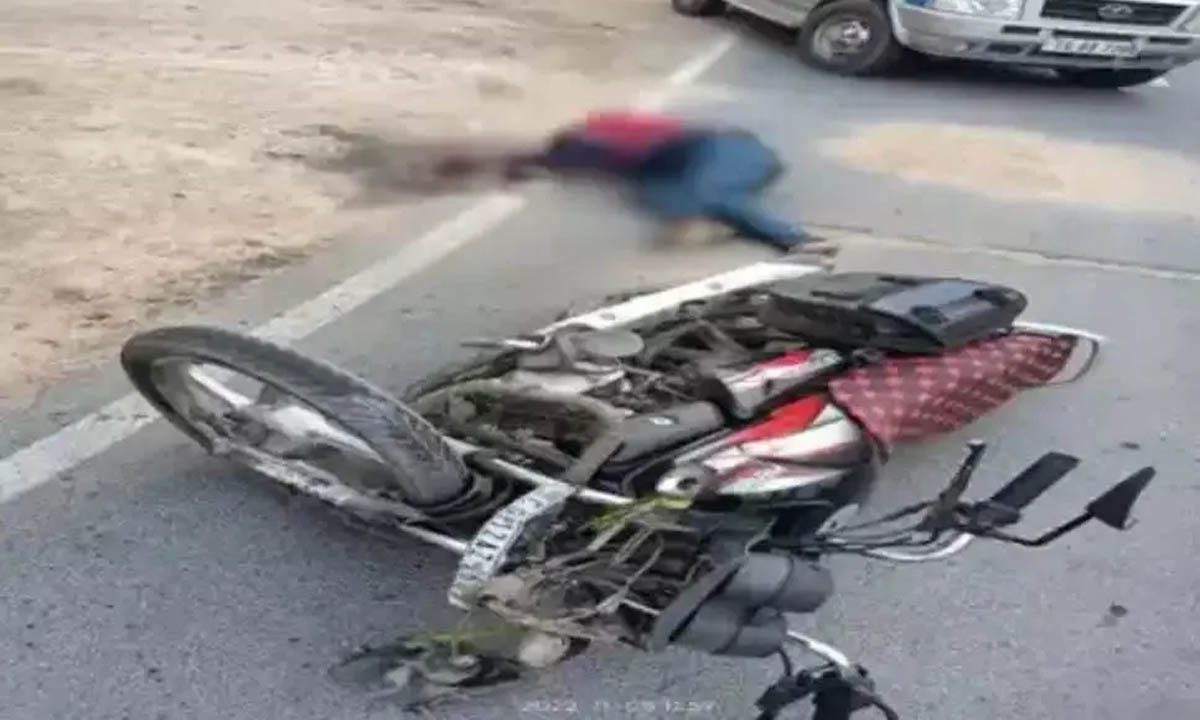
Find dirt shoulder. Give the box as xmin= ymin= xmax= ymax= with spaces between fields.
xmin=0 ymin=0 xmax=686 ymax=408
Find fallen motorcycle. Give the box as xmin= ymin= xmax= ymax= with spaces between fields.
xmin=120 ymin=259 xmax=1154 ymax=718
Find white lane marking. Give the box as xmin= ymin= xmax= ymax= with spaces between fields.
xmin=1149 ymin=77 xmax=1170 ymax=88
xmin=254 ymin=196 xmax=525 ymax=344
xmin=666 ymin=34 xmax=739 ymax=89
xmin=0 ymin=32 xmax=740 ymax=504
xmin=633 ymin=33 xmax=738 ymax=111
xmin=0 ymin=394 xmax=158 ymax=504
xmin=0 ymin=194 xmax=523 ymax=504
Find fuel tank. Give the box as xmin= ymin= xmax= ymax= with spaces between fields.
xmin=659 ymin=352 xmax=875 ymax=504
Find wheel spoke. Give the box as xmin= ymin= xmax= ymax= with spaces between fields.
xmin=152 ymin=356 xmax=397 ymax=498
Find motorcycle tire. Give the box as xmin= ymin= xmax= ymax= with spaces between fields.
xmin=121 ymin=325 xmax=470 ymax=507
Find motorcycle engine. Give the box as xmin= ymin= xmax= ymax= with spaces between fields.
xmin=481 ymin=325 xmax=873 ymax=508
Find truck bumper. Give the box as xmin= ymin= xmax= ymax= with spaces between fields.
xmin=890 ymin=3 xmax=1200 ymax=70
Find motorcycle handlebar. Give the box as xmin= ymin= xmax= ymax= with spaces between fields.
xmin=820 ymin=449 xmax=1088 ymax=562
xmin=973 ymin=451 xmax=1080 ymax=526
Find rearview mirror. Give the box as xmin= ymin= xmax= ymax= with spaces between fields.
xmin=1085 ymin=467 xmax=1155 ymax=530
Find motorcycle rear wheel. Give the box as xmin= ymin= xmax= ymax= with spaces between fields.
xmin=121 ymin=326 xmax=470 ymax=508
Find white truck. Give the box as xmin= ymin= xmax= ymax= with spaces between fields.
xmin=672 ymin=0 xmax=1200 ymax=86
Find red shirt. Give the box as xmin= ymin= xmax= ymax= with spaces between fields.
xmin=573 ymin=111 xmax=688 ymax=162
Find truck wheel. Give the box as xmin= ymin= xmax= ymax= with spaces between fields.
xmin=671 ymin=0 xmax=727 ymax=16
xmin=1059 ymin=69 xmax=1167 ymax=88
xmin=797 ymin=0 xmax=905 ymax=76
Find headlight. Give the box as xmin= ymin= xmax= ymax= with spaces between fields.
xmin=905 ymin=0 xmax=1025 ymax=20
xmin=1185 ymin=9 xmax=1200 ymax=33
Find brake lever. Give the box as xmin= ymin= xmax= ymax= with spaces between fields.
xmin=915 ymin=440 xmax=987 ymax=533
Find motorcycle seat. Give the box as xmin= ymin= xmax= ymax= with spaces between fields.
xmin=758 ymin=272 xmax=1027 ymax=354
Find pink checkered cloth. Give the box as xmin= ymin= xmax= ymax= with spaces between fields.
xmin=828 ymin=333 xmax=1077 ymax=450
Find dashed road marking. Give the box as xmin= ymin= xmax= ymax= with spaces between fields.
xmin=0 ymin=32 xmax=741 ymax=505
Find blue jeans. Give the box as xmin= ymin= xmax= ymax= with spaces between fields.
xmin=632 ymin=131 xmax=803 ymax=250
xmin=538 ymin=130 xmax=806 ymax=250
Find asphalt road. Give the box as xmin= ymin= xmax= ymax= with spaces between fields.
xmin=4 ymin=19 xmax=1200 ymax=720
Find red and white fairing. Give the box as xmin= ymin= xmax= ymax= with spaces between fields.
xmin=654 ymin=330 xmax=1082 ymax=500
xmin=657 ymin=354 xmax=870 ymax=500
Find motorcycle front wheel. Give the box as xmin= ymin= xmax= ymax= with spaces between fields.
xmin=121 ymin=326 xmax=471 ymax=509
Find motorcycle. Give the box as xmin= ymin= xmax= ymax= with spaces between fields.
xmin=119 ymin=258 xmax=1155 ymax=718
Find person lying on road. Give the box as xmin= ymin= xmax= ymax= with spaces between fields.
xmin=438 ymin=110 xmax=838 ymax=258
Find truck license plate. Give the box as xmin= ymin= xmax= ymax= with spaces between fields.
xmin=1041 ymin=38 xmax=1138 ymax=58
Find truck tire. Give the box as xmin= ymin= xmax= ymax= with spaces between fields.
xmin=797 ymin=0 xmax=905 ymax=76
xmin=1059 ymin=69 xmax=1167 ymax=88
xmin=122 ymin=326 xmax=470 ymax=507
xmin=671 ymin=0 xmax=727 ymax=16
